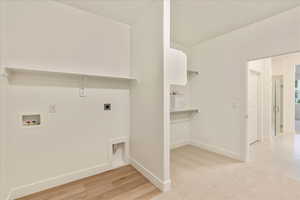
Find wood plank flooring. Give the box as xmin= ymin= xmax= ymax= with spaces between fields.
xmin=17 ymin=165 xmax=161 ymax=200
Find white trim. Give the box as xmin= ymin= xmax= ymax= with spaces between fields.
xmin=130 ymin=158 xmax=171 ymax=192
xmin=190 ymin=140 xmax=242 ymax=161
xmin=170 ymin=140 xmax=190 ymax=149
xmin=163 ymin=0 xmax=171 ymax=189
xmin=7 ymin=163 xmax=111 ymax=200
xmin=243 ymin=61 xmax=250 ymax=162
xmin=171 ymin=139 xmax=243 ymax=160
xmin=5 ymin=192 xmax=11 ymax=200
xmin=248 ymin=69 xmax=264 ymax=144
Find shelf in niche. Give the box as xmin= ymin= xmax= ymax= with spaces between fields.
xmin=5 ymin=67 xmax=137 ymax=81
xmin=170 ymin=108 xmax=199 ymax=114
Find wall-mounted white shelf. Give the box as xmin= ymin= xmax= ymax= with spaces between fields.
xmin=170 ymin=108 xmax=199 ymax=114
xmin=5 ymin=67 xmax=137 ymax=81
xmin=187 ymin=69 xmax=200 ymax=75
xmin=170 ymin=69 xmax=199 ymax=86
xmin=168 ymin=48 xmax=187 ymax=86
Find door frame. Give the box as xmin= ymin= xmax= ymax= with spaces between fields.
xmin=244 ymin=58 xmax=271 ymax=162
xmin=248 ymin=69 xmax=264 ymax=145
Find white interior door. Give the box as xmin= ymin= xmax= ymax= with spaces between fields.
xmin=248 ymin=70 xmax=260 ymax=144
xmin=272 ymin=76 xmax=284 ymax=136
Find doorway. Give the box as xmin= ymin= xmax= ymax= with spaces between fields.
xmin=246 ymin=52 xmax=300 ymax=162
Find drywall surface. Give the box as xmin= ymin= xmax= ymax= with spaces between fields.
xmin=0 ymin=2 xmax=7 ymax=198
xmin=272 ymin=53 xmax=300 ymax=133
xmin=2 ymin=1 xmax=130 ymax=76
xmin=190 ymin=7 xmax=300 ymax=160
xmin=170 ymin=112 xmax=191 ymax=148
xmin=2 ymin=1 xmax=131 ymax=198
xmin=170 ymin=83 xmax=191 ymax=148
xmin=6 ymin=75 xmax=130 ymax=195
xmin=130 ymin=1 xmax=167 ymax=189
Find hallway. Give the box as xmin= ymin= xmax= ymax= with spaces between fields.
xmin=154 ymin=135 xmax=300 ymax=200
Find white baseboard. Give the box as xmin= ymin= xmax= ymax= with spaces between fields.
xmin=8 ymin=163 xmax=111 ymax=200
xmin=170 ymin=140 xmax=190 ymax=149
xmin=130 ymin=158 xmax=171 ymax=192
xmin=4 ymin=191 xmax=11 ymax=200
xmin=190 ymin=140 xmax=242 ymax=161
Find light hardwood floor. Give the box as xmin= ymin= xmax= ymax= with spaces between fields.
xmin=18 ymin=136 xmax=300 ymax=200
xmin=17 ymin=165 xmax=161 ymax=200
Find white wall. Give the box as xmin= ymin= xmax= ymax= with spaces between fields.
xmin=0 ymin=2 xmax=7 ymax=199
xmin=130 ymin=0 xmax=170 ymax=191
xmin=190 ymin=7 xmax=300 ymax=161
xmin=2 ymin=1 xmax=130 ymax=76
xmin=1 ymin=1 xmax=131 ymax=199
xmin=170 ymin=112 xmax=191 ymax=148
xmin=272 ymin=53 xmax=300 ymax=132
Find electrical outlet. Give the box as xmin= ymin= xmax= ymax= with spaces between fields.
xmin=104 ymin=103 xmax=111 ymax=111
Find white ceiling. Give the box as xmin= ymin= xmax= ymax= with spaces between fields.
xmin=55 ymin=0 xmax=154 ymax=25
xmin=172 ymin=0 xmax=300 ymax=47
xmin=55 ymin=0 xmax=300 ymax=47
